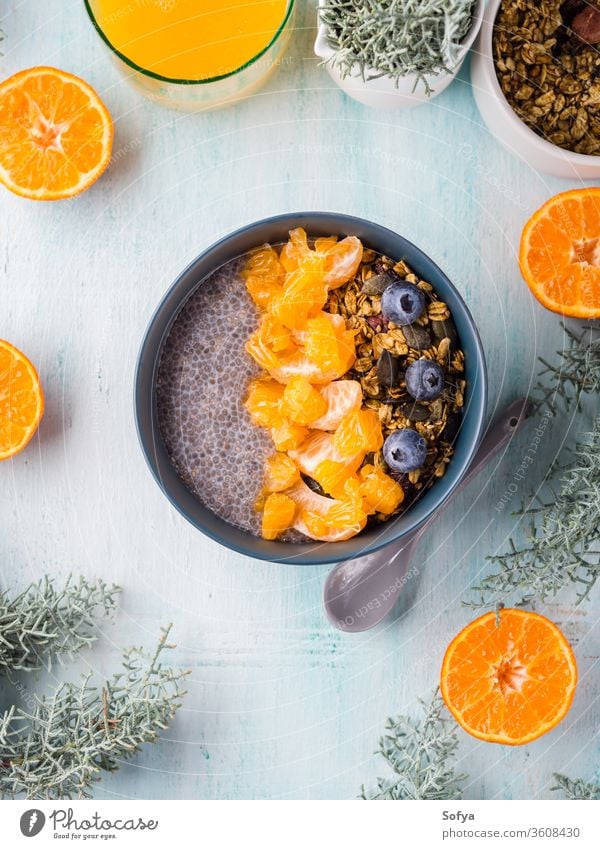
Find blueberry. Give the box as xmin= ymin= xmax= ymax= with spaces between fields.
xmin=405 ymin=358 xmax=445 ymax=401
xmin=381 ymin=281 xmax=426 ymax=326
xmin=383 ymin=428 xmax=428 ymax=473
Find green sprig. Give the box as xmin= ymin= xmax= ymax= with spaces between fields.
xmin=552 ymin=773 xmax=600 ymax=800
xmin=468 ymin=420 xmax=600 ymax=607
xmin=467 ymin=323 xmax=600 ymax=608
xmin=0 ymin=576 xmax=120 ymax=674
xmin=0 ymin=625 xmax=188 ymax=799
xmin=320 ymin=0 xmax=476 ymax=93
xmin=535 ymin=324 xmax=600 ymax=413
xmin=360 ymin=691 xmax=467 ymax=800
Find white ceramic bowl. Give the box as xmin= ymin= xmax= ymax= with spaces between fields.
xmin=471 ymin=0 xmax=600 ymax=179
xmin=314 ymin=0 xmax=484 ymax=109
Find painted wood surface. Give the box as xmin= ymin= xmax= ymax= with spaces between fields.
xmin=1 ymin=0 xmax=598 ymax=800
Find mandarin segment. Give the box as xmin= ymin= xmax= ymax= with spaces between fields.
xmin=280 ymin=375 xmax=327 ymax=425
xmin=271 ymin=267 xmax=328 ymax=330
xmin=270 ymin=419 xmax=309 ymax=451
xmin=310 ymin=380 xmax=363 ymax=431
xmin=263 ymin=452 xmax=300 ymax=492
xmin=359 ymin=464 xmax=404 ymax=514
xmin=242 ymin=245 xmax=285 ymax=309
xmin=244 ymin=378 xmax=284 ymax=428
xmin=322 ymin=236 xmax=363 ymax=288
xmin=333 ymin=409 xmax=383 ymax=457
xmin=261 ymin=493 xmax=296 ymax=541
xmin=441 ymin=609 xmax=577 ymax=745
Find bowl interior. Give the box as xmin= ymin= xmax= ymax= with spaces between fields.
xmin=135 ymin=213 xmax=487 ymax=565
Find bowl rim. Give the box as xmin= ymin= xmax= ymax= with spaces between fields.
xmin=134 ymin=212 xmax=488 ymax=565
xmin=477 ymin=0 xmax=600 ymax=165
xmin=83 ymin=0 xmax=295 ymax=86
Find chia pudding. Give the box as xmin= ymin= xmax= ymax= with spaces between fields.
xmin=156 ymin=257 xmax=270 ymax=535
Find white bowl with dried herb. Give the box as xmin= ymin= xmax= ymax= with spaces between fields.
xmin=314 ymin=0 xmax=484 ymax=108
xmin=471 ymin=0 xmax=600 ymax=178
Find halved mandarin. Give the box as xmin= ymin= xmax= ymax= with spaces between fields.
xmin=0 ymin=66 xmax=113 ymax=201
xmin=519 ymin=188 xmax=600 ymax=318
xmin=0 ymin=339 xmax=44 ymax=460
xmin=441 ymin=609 xmax=577 ymax=746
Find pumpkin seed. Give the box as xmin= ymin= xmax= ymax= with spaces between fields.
xmin=401 ymin=323 xmax=432 ymax=350
xmin=361 ymin=270 xmax=400 ymax=296
xmin=398 ymin=401 xmax=431 ymax=421
xmin=377 ymin=350 xmax=403 ymax=388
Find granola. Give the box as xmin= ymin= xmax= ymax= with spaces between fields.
xmin=493 ymin=0 xmax=600 ymax=155
xmin=326 ymin=248 xmax=466 ymax=519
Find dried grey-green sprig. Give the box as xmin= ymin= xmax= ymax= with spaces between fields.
xmin=360 ymin=691 xmax=466 ymax=800
xmin=0 ymin=625 xmax=188 ymax=799
xmin=468 ymin=419 xmax=600 ymax=607
xmin=535 ymin=324 xmax=600 ymax=413
xmin=0 ymin=576 xmax=119 ymax=675
xmin=552 ymin=773 xmax=600 ymax=800
xmin=320 ymin=0 xmax=476 ymax=93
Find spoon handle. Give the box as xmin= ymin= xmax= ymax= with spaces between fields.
xmin=407 ymin=397 xmax=533 ymax=550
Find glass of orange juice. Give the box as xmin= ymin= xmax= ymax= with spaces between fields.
xmin=84 ymin=0 xmax=295 ymax=110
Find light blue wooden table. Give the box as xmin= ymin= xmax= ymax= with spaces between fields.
xmin=1 ymin=0 xmax=598 ymax=800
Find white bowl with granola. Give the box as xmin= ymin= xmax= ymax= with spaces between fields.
xmin=471 ymin=0 xmax=600 ymax=179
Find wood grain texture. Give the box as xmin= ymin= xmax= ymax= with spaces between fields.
xmin=0 ymin=0 xmax=598 ymax=800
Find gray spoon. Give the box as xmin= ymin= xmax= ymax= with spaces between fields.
xmin=323 ymin=397 xmax=533 ymax=632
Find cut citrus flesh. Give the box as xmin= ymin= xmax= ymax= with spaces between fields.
xmin=285 ymin=479 xmax=367 ymax=542
xmin=280 ymin=375 xmax=327 ymax=425
xmin=0 ymin=66 xmax=113 ymax=201
xmin=519 ymin=188 xmax=600 ymax=318
xmin=310 ymin=380 xmax=363 ymax=431
xmin=244 ymin=378 xmax=284 ymax=428
xmin=288 ymin=430 xmax=364 ymax=497
xmin=359 ymin=464 xmax=404 ymax=515
xmin=241 ymin=229 xmax=385 ymax=541
xmin=0 ymin=339 xmax=44 ymax=460
xmin=441 ymin=609 xmax=577 ymax=745
xmin=333 ymin=408 xmax=383 ymax=457
xmin=263 ymin=452 xmax=299 ymax=493
xmin=323 ymin=236 xmax=363 ymax=288
xmin=261 ymin=492 xmax=296 ymax=541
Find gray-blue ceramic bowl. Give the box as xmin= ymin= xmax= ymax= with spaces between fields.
xmin=135 ymin=213 xmax=487 ymax=565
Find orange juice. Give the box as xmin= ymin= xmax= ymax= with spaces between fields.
xmin=91 ymin=0 xmax=290 ymax=81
